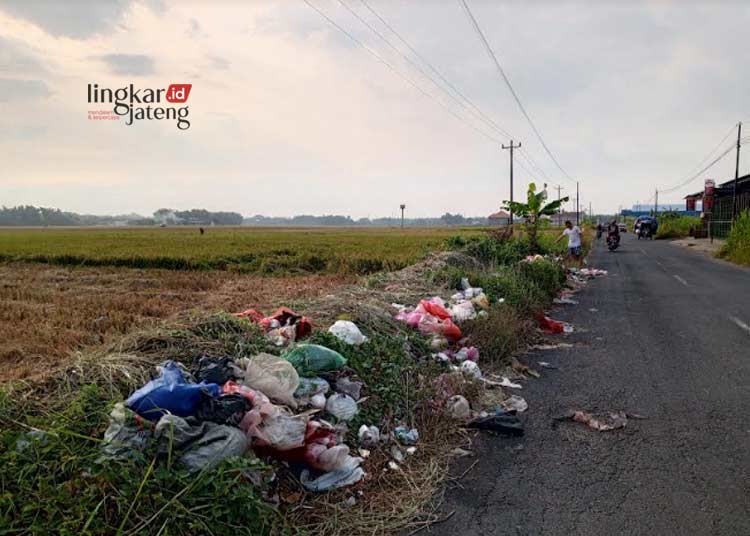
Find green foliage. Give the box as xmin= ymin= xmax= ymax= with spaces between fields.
xmin=503 ymin=183 xmax=569 ymax=251
xmin=0 ymin=227 xmax=485 ymax=275
xmin=462 ymin=304 xmax=531 ymax=366
xmin=0 ymin=385 xmax=282 ymax=536
xmin=655 ymin=216 xmax=700 ymax=239
xmin=720 ymin=211 xmax=750 ymax=265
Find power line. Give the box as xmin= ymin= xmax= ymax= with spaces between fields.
xmin=660 ymin=143 xmax=736 ymax=194
xmin=302 ymin=0 xmax=505 ymax=145
xmin=458 ymin=0 xmax=576 ymax=184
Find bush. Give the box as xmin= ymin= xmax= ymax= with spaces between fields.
xmin=655 ymin=216 xmax=700 ymax=239
xmin=462 ymin=304 xmax=532 ymax=366
xmin=720 ymin=212 xmax=750 ymax=265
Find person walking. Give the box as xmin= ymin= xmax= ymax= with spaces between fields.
xmin=556 ymin=220 xmax=582 ymax=265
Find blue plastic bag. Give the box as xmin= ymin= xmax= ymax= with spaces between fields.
xmin=126 ymin=361 xmax=221 ymax=421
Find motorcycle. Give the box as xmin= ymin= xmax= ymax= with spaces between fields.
xmin=636 ymin=225 xmax=653 ymax=240
xmin=607 ymin=233 xmax=620 ymax=251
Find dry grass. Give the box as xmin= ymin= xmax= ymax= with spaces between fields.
xmin=0 ymin=262 xmax=352 ymax=381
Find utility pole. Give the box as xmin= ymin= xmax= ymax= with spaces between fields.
xmin=554 ymin=185 xmax=564 ymax=226
xmin=654 ymin=189 xmax=658 ymax=216
xmin=589 ymin=201 xmax=592 ymax=222
xmin=400 ymin=204 xmax=406 ymax=229
xmin=502 ymin=140 xmax=521 ymax=225
xmin=576 ymin=181 xmax=580 ymax=226
xmin=733 ymin=122 xmax=742 ymax=223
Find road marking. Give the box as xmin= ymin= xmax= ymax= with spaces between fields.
xmin=673 ymin=275 xmax=688 ymax=286
xmin=729 ymin=316 xmax=750 ymax=335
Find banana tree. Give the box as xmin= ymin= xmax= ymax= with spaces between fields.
xmin=503 ymin=183 xmax=569 ymax=251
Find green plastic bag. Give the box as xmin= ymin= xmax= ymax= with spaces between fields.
xmin=283 ymin=344 xmax=347 ymax=376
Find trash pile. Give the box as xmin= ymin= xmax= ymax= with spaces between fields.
xmin=100 ymin=320 xmax=382 ymax=493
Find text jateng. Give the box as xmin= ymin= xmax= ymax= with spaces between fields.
xmin=88 ymin=83 xmax=192 ymax=130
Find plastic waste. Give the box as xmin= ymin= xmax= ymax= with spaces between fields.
xmin=394 ymin=426 xmax=419 ymax=445
xmin=335 ymin=377 xmax=363 ymax=400
xmin=390 ymin=445 xmax=404 ymax=462
xmin=326 ymin=393 xmax=358 ymax=421
xmin=554 ymin=410 xmax=629 ymax=431
xmin=242 ymin=352 xmax=300 ymax=408
xmin=193 ymin=356 xmax=235 ymax=385
xmin=446 ymin=395 xmax=471 ymax=421
xmin=466 ymin=412 xmax=524 ymax=436
xmin=283 ymin=344 xmax=347 ymax=376
xmin=194 ymin=393 xmax=251 ymax=425
xmin=328 ymin=320 xmax=368 ymax=345
xmin=154 ymin=414 xmax=248 ymax=472
xmin=300 ymin=455 xmax=364 ymax=492
xmin=553 ymin=296 xmax=579 ymax=305
xmin=498 ymin=377 xmax=522 ymax=389
xmin=358 ymin=425 xmax=380 ymax=448
xmin=418 ymin=316 xmax=462 ymax=341
xmin=454 ymin=346 xmax=479 ymax=363
xmin=536 ymin=314 xmax=565 ymax=334
xmin=294 ymin=377 xmax=330 ymax=400
xmin=450 ymin=301 xmax=476 ymax=322
xmin=221 ymin=380 xmax=258 ymax=403
xmin=416 ymin=299 xmax=452 ymax=320
xmin=499 ymin=395 xmax=528 ymax=413
xmin=460 ymin=277 xmax=471 ymax=290
xmin=15 ymin=430 xmax=52 ymax=453
xmin=460 ymin=360 xmax=482 ymax=379
xmin=248 ymin=411 xmax=308 ymax=450
xmin=538 ymin=361 xmax=558 ymax=369
xmin=429 ymin=335 xmax=449 ymax=350
xmin=471 ymin=293 xmax=490 ymax=310
xmin=311 ymin=393 xmax=327 ymax=409
xmin=126 ymin=361 xmax=220 ymax=421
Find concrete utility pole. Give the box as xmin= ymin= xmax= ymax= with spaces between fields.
xmin=733 ymin=122 xmax=742 ymax=223
xmin=502 ymin=140 xmax=522 ymax=225
xmin=400 ymin=204 xmax=406 ymax=229
xmin=555 ymin=185 xmax=564 ymax=226
xmin=589 ymin=202 xmax=593 ymax=221
xmin=576 ymin=181 xmax=580 ymax=226
xmin=655 ymin=189 xmax=658 ymax=216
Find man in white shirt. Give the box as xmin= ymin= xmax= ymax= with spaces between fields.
xmin=556 ymin=220 xmax=582 ymax=263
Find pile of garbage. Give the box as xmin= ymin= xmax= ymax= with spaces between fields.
xmin=233 ymin=306 xmax=312 ymax=346
xmin=100 ymin=319 xmax=382 ymax=493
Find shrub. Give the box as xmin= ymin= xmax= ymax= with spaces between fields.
xmin=655 ymin=216 xmax=700 ymax=239
xmin=462 ymin=304 xmax=533 ymax=366
xmin=720 ymin=211 xmax=750 ymax=265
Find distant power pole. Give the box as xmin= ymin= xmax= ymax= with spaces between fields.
xmin=502 ymin=140 xmax=522 ymax=225
xmin=400 ymin=204 xmax=406 ymax=228
xmin=733 ymin=121 xmax=742 ymax=223
xmin=576 ymin=181 xmax=580 ymax=226
xmin=554 ymin=185 xmax=564 ymax=226
xmin=654 ymin=189 xmax=659 ymax=216
xmin=589 ymin=201 xmax=593 ymax=221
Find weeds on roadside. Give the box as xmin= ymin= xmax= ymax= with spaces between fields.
xmin=720 ymin=211 xmax=750 ymax=265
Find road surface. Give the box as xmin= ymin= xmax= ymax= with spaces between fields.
xmin=430 ymin=234 xmax=750 ymax=536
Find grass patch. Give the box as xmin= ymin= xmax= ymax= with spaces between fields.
xmin=655 ymin=216 xmax=700 ymax=239
xmin=461 ymin=304 xmax=533 ymax=366
xmin=719 ymin=211 xmax=750 ymax=265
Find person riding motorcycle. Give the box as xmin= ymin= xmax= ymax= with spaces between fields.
xmin=607 ymin=220 xmax=620 ymax=244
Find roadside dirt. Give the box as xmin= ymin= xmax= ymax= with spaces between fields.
xmin=0 ymin=263 xmax=353 ymax=381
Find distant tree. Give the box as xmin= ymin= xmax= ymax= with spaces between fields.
xmin=503 ymin=182 xmax=568 ymax=251
xmin=440 ymin=212 xmax=466 ymax=225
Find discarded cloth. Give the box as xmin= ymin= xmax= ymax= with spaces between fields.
xmin=328 ymin=320 xmax=368 ymax=345
xmin=283 ymin=344 xmax=347 ymax=376
xmin=126 ymin=361 xmax=220 ymax=421
xmin=154 ymin=414 xmax=248 ymax=472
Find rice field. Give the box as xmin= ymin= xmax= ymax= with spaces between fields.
xmin=0 ymin=226 xmax=486 ymax=274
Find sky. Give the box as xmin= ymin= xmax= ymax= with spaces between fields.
xmin=1 ymin=0 xmax=748 ymax=218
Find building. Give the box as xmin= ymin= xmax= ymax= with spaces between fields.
xmin=684 ymin=174 xmax=750 ymax=237
xmin=488 ymin=210 xmax=511 ymax=225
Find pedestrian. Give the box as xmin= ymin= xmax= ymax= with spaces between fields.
xmin=556 ymin=220 xmax=582 ymax=265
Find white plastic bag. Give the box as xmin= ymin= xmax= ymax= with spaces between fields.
xmin=242 ymin=352 xmax=299 ymax=408
xmin=450 ymin=301 xmax=476 ymax=322
xmin=326 ymin=393 xmax=358 ymax=421
xmin=460 ymin=360 xmax=482 ymax=379
xmin=250 ymin=412 xmax=307 ymax=451
xmin=301 ymin=456 xmax=364 ymax=492
xmin=328 ymin=320 xmax=368 ymax=345
xmin=358 ymin=425 xmax=380 ymax=448
xmin=446 ymin=395 xmax=471 ymax=421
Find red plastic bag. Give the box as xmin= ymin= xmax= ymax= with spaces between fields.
xmin=536 ymin=314 xmax=564 ymax=334
xmin=418 ymin=300 xmax=452 ymax=320
xmin=222 ymin=380 xmax=258 ymax=403
xmin=234 ymin=309 xmax=264 ymax=322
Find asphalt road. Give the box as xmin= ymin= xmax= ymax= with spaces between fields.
xmin=430 ymin=234 xmax=750 ymax=536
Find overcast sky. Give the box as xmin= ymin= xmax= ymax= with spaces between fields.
xmin=1 ymin=0 xmax=748 ymax=218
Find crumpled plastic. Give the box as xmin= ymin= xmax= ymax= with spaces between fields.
xmin=328 ymin=320 xmax=368 ymax=345
xmin=194 ymin=393 xmax=251 ymax=426
xmin=417 ymin=298 xmax=452 ymax=320
xmin=294 ymin=377 xmax=330 ymax=406
xmin=126 ymin=361 xmax=221 ymax=421
xmin=283 ymin=344 xmax=347 ymax=377
xmin=300 ymin=455 xmax=364 ymax=492
xmin=358 ymin=425 xmax=380 ymax=448
xmin=326 ymin=393 xmax=358 ymax=421
xmin=499 ymin=395 xmax=528 ymax=413
xmin=234 ymin=306 xmax=312 ymax=345
xmin=454 ymin=346 xmax=479 ymax=363
xmin=466 ymin=411 xmax=524 ymax=436
xmin=450 ymin=300 xmax=476 ymax=322
xmin=244 ymin=410 xmax=308 ymax=451
xmin=221 ymin=380 xmax=258 ymax=403
xmin=460 ymin=360 xmax=482 ymax=379
xmin=394 ymin=426 xmax=419 ymax=445
xmin=154 ymin=414 xmax=248 ymax=472
xmin=446 ymin=395 xmax=471 ymax=421
xmin=240 ymin=353 xmax=300 ymax=408
xmin=335 ymin=377 xmax=363 ymax=400
xmin=536 ymin=314 xmax=565 ymax=334
xmin=193 ymin=356 xmax=235 ymax=385
xmin=555 ymin=410 xmax=628 ymax=431
xmin=100 ymin=403 xmax=154 ymax=459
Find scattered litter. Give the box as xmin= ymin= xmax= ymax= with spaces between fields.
xmin=445 ymin=395 xmax=472 ymax=421
xmin=301 ymin=456 xmax=364 ymax=492
xmin=553 ymin=297 xmax=579 ymax=305
xmin=499 ymin=395 xmax=528 ymax=413
xmin=15 ymin=429 xmax=52 ymax=453
xmin=283 ymin=344 xmax=347 ymax=376
xmin=126 ymin=361 xmax=221 ymax=421
xmin=358 ymin=448 xmax=370 ymax=458
xmin=240 ymin=353 xmax=300 ymax=408
xmin=536 ymin=314 xmax=565 ymax=335
xmin=326 ymin=393 xmax=358 ymax=421
xmin=358 ymin=425 xmax=380 ymax=448
xmin=336 ymin=377 xmax=363 ymax=400
xmin=405 ymin=446 xmax=417 ymax=456
xmin=234 ymin=306 xmax=312 ymax=346
xmin=466 ymin=412 xmax=524 ymax=436
xmin=387 ymin=461 xmax=400 ymax=471
xmin=328 ymin=320 xmax=368 ymax=345
xmin=460 ymin=360 xmax=482 ymax=379
xmin=193 ymin=355 xmax=236 ymax=385
xmin=563 ymin=323 xmax=574 ymax=333
xmin=497 ymin=377 xmax=522 ymax=389
xmin=310 ymin=393 xmax=327 ymax=409
xmin=390 ymin=445 xmax=404 ymax=462
xmin=394 ymin=426 xmax=419 ymax=445
xmin=589 ymin=308 xmax=599 ymax=313
xmin=579 ymin=268 xmax=608 ymax=278
xmin=530 ymin=343 xmax=574 ymax=351
xmin=454 ymin=346 xmax=479 ymax=363
xmin=450 ymin=447 xmax=473 ymax=458
xmin=538 ymin=361 xmax=558 ymax=370
xmin=194 ymin=393 xmax=251 ymax=426
xmin=343 ymin=496 xmax=357 ymax=508
xmin=553 ymin=410 xmax=630 ymax=431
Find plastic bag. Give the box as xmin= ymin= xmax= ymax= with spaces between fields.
xmin=454 ymin=346 xmax=479 ymax=363
xmin=499 ymin=395 xmax=528 ymax=413
xmin=326 ymin=393 xmax=358 ymax=421
xmin=417 ymin=299 xmax=452 ymax=320
xmin=466 ymin=412 xmax=524 ymax=436
xmin=249 ymin=412 xmax=308 ymax=451
xmin=358 ymin=425 xmax=380 ymax=448
xmin=300 ymin=455 xmax=364 ymax=492
xmin=194 ymin=393 xmax=251 ymax=425
xmin=471 ymin=293 xmax=490 ymax=310
xmin=221 ymin=380 xmax=258 ymax=403
xmin=101 ymin=403 xmax=154 ymax=459
xmin=154 ymin=414 xmax=248 ymax=472
xmin=294 ymin=377 xmax=330 ymax=398
xmin=450 ymin=301 xmax=476 ymax=322
xmin=193 ymin=356 xmax=235 ymax=385
xmin=328 ymin=320 xmax=368 ymax=345
xmin=394 ymin=426 xmax=419 ymax=445
xmin=446 ymin=395 xmax=471 ymax=421
xmin=460 ymin=360 xmax=482 ymax=379
xmin=283 ymin=344 xmax=347 ymax=376
xmin=311 ymin=393 xmax=327 ymax=409
xmin=335 ymin=377 xmax=363 ymax=400
xmin=126 ymin=361 xmax=221 ymax=421
xmin=242 ymin=353 xmax=299 ymax=408
xmin=536 ymin=314 xmax=565 ymax=334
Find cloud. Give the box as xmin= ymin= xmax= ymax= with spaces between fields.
xmin=0 ymin=36 xmax=46 ymax=75
xmin=0 ymin=78 xmax=52 ymax=102
xmin=207 ymin=55 xmax=230 ymax=70
xmin=0 ymin=0 xmax=131 ymax=39
xmin=186 ymin=17 xmax=201 ymax=38
xmin=96 ymin=53 xmax=155 ymax=75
